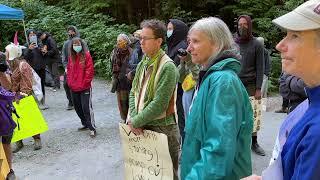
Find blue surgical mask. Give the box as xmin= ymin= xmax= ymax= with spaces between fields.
xmin=167 ymin=30 xmax=173 ymax=38
xmin=73 ymin=45 xmax=82 ymax=53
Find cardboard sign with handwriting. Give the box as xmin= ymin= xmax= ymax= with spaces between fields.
xmin=119 ymin=123 xmax=173 ymax=180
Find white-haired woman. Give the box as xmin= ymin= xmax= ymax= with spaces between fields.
xmin=180 ymin=17 xmax=253 ymax=179
xmin=110 ymin=34 xmax=133 ymax=122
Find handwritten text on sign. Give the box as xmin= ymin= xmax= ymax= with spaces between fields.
xmin=119 ymin=123 xmax=173 ymax=180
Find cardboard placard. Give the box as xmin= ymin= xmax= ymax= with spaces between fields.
xmin=119 ymin=123 xmax=173 ymax=180
xmin=11 ymin=96 xmax=48 ymax=142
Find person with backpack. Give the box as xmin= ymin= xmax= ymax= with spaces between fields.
xmin=5 ymin=43 xmax=42 ymax=152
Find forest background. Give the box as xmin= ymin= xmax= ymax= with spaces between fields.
xmin=0 ymin=0 xmax=304 ymax=91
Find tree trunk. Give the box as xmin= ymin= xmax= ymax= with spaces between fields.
xmin=126 ymin=0 xmax=133 ymax=24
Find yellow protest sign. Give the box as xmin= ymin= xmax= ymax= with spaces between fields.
xmin=119 ymin=123 xmax=173 ymax=180
xmin=11 ymin=96 xmax=48 ymax=143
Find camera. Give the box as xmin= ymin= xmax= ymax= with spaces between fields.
xmin=177 ymin=48 xmax=188 ymax=56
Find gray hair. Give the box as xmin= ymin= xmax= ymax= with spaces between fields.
xmin=117 ymin=33 xmax=131 ymax=44
xmin=189 ymin=17 xmax=236 ymax=60
xmin=256 ymin=37 xmax=265 ymax=46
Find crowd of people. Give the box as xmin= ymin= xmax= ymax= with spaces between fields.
xmin=1 ymin=0 xmax=320 ymax=179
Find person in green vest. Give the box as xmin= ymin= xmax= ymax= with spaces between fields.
xmin=127 ymin=19 xmax=180 ymax=180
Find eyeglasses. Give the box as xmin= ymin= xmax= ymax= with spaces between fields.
xmin=139 ymin=36 xmax=157 ymax=42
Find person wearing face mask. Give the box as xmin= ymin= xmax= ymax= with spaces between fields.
xmin=110 ymin=34 xmax=133 ymax=122
xmin=61 ymin=26 xmax=88 ymax=110
xmin=235 ymin=15 xmax=265 ymax=156
xmin=67 ymin=37 xmax=95 ymax=137
xmin=166 ymin=19 xmax=189 ymax=145
xmin=23 ymin=29 xmax=49 ymax=110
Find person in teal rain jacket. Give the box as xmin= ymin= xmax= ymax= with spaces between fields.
xmin=180 ymin=17 xmax=253 ymax=180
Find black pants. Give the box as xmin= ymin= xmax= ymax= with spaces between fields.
xmin=176 ymin=83 xmax=185 ymax=144
xmin=35 ymin=68 xmax=46 ymax=96
xmin=71 ymin=89 xmax=95 ymax=131
xmin=47 ymin=61 xmax=60 ymax=88
xmin=282 ymin=97 xmax=289 ymax=108
xmin=64 ymin=73 xmax=73 ymax=106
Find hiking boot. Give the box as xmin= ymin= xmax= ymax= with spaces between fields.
xmin=39 ymin=103 xmax=49 ymax=110
xmin=39 ymin=97 xmax=49 ymax=110
xmin=6 ymin=169 xmax=16 ymax=180
xmin=12 ymin=140 xmax=24 ymax=153
xmin=252 ymin=142 xmax=266 ymax=156
xmin=90 ymin=130 xmax=97 ymax=138
xmin=34 ymin=139 xmax=42 ymax=151
xmin=275 ymin=107 xmax=288 ymax=113
xmin=52 ymin=86 xmax=60 ymax=92
xmin=78 ymin=126 xmax=89 ymax=131
xmin=66 ymin=104 xmax=74 ymax=110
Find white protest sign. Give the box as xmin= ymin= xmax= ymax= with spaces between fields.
xmin=119 ymin=123 xmax=173 ymax=180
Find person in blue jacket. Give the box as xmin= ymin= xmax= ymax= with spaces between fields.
xmin=243 ymin=0 xmax=320 ymax=179
xmin=180 ymin=17 xmax=253 ymax=180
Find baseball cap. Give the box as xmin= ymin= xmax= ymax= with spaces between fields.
xmin=272 ymin=0 xmax=320 ymax=31
xmin=5 ymin=43 xmax=26 ymax=61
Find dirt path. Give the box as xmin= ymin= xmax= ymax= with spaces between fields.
xmin=13 ymin=79 xmax=124 ymax=179
xmin=12 ymin=78 xmax=285 ymax=179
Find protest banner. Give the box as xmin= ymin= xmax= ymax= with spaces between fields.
xmin=119 ymin=123 xmax=173 ymax=180
xmin=11 ymin=96 xmax=48 ymax=142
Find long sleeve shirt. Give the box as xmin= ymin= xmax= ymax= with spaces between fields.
xmin=238 ymin=38 xmax=264 ymax=89
xmin=129 ymin=54 xmax=178 ymax=128
xmin=281 ymin=85 xmax=320 ymax=180
xmin=11 ymin=61 xmax=33 ymax=95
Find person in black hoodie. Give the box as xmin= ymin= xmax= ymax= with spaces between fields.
xmin=39 ymin=31 xmax=61 ymax=91
xmin=166 ymin=19 xmax=188 ymax=144
xmin=235 ymin=15 xmax=265 ymax=156
xmin=24 ymin=29 xmax=49 ymax=110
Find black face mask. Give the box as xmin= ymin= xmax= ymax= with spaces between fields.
xmin=68 ymin=34 xmax=76 ymax=38
xmin=238 ymin=27 xmax=248 ymax=38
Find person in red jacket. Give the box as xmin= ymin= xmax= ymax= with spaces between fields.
xmin=67 ymin=37 xmax=96 ymax=137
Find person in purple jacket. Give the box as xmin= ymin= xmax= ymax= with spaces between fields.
xmin=243 ymin=0 xmax=320 ymax=179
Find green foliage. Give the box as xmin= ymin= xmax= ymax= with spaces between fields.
xmin=0 ymin=0 xmax=308 ymax=82
xmin=0 ymin=0 xmax=135 ymax=80
xmin=269 ymin=53 xmax=282 ymax=92
xmin=26 ymin=5 xmax=68 ymax=48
